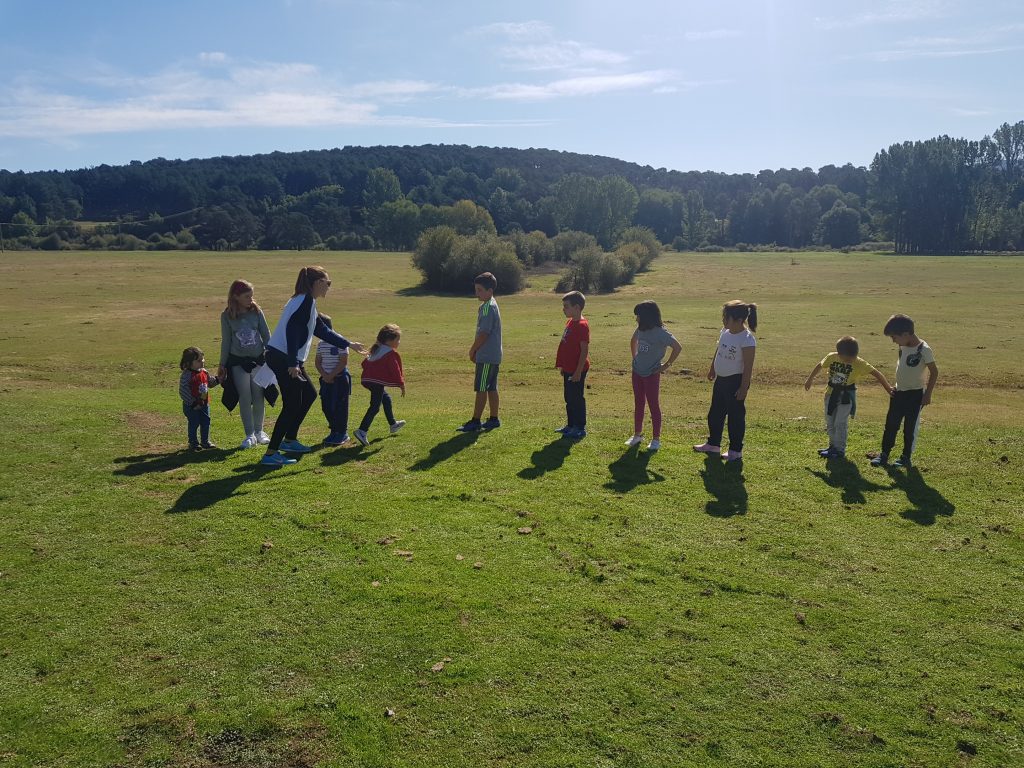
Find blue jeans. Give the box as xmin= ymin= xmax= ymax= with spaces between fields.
xmin=320 ymin=370 xmax=352 ymax=435
xmin=183 ymin=403 xmax=211 ymax=447
xmin=359 ymin=383 xmax=395 ymax=432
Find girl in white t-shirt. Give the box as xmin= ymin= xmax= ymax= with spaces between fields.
xmin=694 ymin=300 xmax=758 ymax=461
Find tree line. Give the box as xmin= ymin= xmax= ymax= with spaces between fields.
xmin=1 ymin=122 xmax=1022 ymax=254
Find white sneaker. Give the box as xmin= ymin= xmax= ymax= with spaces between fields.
xmin=692 ymin=442 xmax=721 ymax=454
xmin=647 ymin=438 xmax=661 ymax=452
xmin=389 ymin=420 xmax=406 ymax=435
xmin=624 ymin=434 xmax=644 ymax=446
xmin=257 ymin=431 xmax=271 ymax=445
xmin=240 ymin=434 xmax=258 ymax=449
xmin=723 ymin=450 xmax=743 ymax=462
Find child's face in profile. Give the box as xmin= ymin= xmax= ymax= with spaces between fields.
xmin=888 ymin=332 xmax=913 ymax=345
xmin=190 ymin=355 xmax=204 ymax=371
xmin=474 ymin=284 xmax=492 ymax=301
xmin=562 ymin=300 xmax=576 ymax=318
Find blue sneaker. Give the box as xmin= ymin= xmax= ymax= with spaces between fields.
xmin=260 ymin=452 xmax=297 ymax=467
xmin=481 ymin=417 xmax=501 ymax=430
xmin=565 ymin=427 xmax=587 ymax=440
xmin=455 ymin=419 xmax=482 ymax=432
xmin=323 ymin=433 xmax=345 ymax=447
xmin=555 ymin=425 xmax=572 ymax=434
xmin=279 ymin=439 xmax=312 ymax=453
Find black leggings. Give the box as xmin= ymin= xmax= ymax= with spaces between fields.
xmin=707 ymin=374 xmax=746 ymax=452
xmin=266 ymin=347 xmax=317 ymax=451
xmin=359 ymin=383 xmax=395 ymax=432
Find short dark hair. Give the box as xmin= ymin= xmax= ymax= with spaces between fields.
xmin=836 ymin=335 xmax=859 ymax=357
xmin=633 ymin=300 xmax=662 ymax=331
xmin=475 ymin=272 xmax=497 ymax=291
xmin=883 ymin=313 xmax=915 ymax=336
xmin=562 ymin=290 xmax=586 ymax=309
xmin=179 ymin=346 xmax=204 ymax=370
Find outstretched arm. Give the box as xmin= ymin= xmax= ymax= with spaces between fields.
xmin=870 ymin=368 xmax=894 ymax=395
xmin=804 ymin=363 xmax=822 ymax=391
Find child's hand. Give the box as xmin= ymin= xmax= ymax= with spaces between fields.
xmin=803 ymin=380 xmax=812 ymax=391
xmin=707 ymin=369 xmax=716 ymax=381
xmin=400 ymin=385 xmax=406 ymax=397
xmin=217 ymin=365 xmax=227 ymax=380
xmin=469 ymin=349 xmax=477 ymax=363
xmin=735 ymin=386 xmax=748 ymax=401
xmin=922 ymin=392 xmax=932 ymax=406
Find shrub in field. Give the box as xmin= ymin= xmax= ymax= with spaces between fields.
xmin=413 ymin=227 xmax=523 ymax=293
xmin=503 ymin=229 xmax=554 ymax=266
xmin=616 ymin=226 xmax=660 ymax=270
xmin=551 ymin=230 xmax=598 ymax=262
xmin=37 ymin=233 xmax=64 ymax=251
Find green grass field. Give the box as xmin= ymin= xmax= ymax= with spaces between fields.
xmin=1 ymin=250 xmax=1022 ymax=767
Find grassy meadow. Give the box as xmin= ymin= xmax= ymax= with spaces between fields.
xmin=1 ymin=250 xmax=1022 ymax=767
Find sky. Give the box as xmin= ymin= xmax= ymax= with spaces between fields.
xmin=1 ymin=0 xmax=1021 ymax=175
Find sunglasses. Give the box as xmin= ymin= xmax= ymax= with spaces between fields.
xmin=319 ymin=278 xmax=332 ymax=287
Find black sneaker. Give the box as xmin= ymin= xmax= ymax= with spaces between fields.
xmin=818 ymin=446 xmax=834 ymax=457
xmin=455 ymin=419 xmax=482 ymax=432
xmin=869 ymin=453 xmax=889 ymax=467
xmin=481 ymin=417 xmax=501 ymax=430
xmin=892 ymin=455 xmax=913 ymax=468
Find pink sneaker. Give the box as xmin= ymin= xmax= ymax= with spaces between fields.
xmin=722 ymin=450 xmax=743 ymax=462
xmin=693 ymin=443 xmax=721 ymax=454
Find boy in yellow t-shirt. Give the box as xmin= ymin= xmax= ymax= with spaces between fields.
xmin=804 ymin=336 xmax=893 ymax=458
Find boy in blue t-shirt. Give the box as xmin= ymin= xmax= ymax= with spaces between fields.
xmin=456 ymin=272 xmax=502 ymax=432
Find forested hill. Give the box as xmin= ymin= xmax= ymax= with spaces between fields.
xmin=1 ymin=122 xmax=1022 ymax=254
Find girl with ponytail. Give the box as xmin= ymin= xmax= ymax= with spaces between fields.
xmin=260 ymin=266 xmax=366 ymax=467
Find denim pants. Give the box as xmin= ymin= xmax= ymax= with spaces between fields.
xmin=562 ymin=370 xmax=587 ymax=429
xmin=320 ymin=369 xmax=352 ymax=435
xmin=359 ymin=383 xmax=396 ymax=432
xmin=183 ymin=403 xmax=211 ymax=447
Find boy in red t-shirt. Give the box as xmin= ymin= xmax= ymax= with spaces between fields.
xmin=554 ymin=291 xmax=590 ymax=439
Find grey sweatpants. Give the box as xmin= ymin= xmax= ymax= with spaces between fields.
xmin=824 ymin=392 xmax=854 ymax=452
xmin=232 ymin=365 xmax=266 ymax=437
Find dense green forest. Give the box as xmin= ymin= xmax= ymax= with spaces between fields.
xmin=1 ymin=121 xmax=1021 ymax=254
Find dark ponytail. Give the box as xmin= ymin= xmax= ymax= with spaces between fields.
xmin=293 ymin=265 xmax=328 ymax=297
xmin=722 ymin=299 xmax=758 ymax=332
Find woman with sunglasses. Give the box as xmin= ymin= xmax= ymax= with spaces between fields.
xmin=260 ymin=266 xmax=366 ymax=467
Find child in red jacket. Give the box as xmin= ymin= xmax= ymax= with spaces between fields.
xmin=353 ymin=324 xmax=405 ymax=446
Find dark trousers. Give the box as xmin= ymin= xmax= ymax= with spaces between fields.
xmin=562 ymin=370 xmax=588 ymax=429
xmin=183 ymin=403 xmax=211 ymax=447
xmin=707 ymin=373 xmax=746 ymax=452
xmin=320 ymin=369 xmax=351 ymax=435
xmin=359 ymin=383 xmax=395 ymax=432
xmin=881 ymin=388 xmax=924 ymax=458
xmin=267 ymin=347 xmax=317 ymax=451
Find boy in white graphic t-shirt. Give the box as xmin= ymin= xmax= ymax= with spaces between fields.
xmin=870 ymin=313 xmax=939 ymax=469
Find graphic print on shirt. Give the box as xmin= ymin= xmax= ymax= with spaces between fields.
xmin=637 ymin=340 xmax=651 ymax=354
xmin=718 ymin=342 xmax=738 ymax=362
xmin=235 ymin=328 xmax=261 ymax=349
xmin=828 ymin=360 xmax=854 ymax=386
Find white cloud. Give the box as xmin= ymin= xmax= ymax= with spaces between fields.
xmin=472 ymin=19 xmax=630 ymax=72
xmin=198 ymin=52 xmax=228 ymax=64
xmin=815 ymin=1 xmax=948 ymax=30
xmin=470 ymin=71 xmax=676 ymax=101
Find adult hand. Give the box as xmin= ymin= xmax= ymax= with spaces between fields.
xmin=288 ymin=366 xmax=302 ymax=379
xmin=349 ymin=341 xmax=367 ymax=355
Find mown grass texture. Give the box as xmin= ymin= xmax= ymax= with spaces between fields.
xmin=0 ymin=250 xmax=1022 ymax=767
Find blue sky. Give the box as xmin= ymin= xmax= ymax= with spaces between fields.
xmin=1 ymin=0 xmax=1021 ymax=174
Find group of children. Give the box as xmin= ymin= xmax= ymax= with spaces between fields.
xmin=179 ymin=269 xmax=939 ymax=469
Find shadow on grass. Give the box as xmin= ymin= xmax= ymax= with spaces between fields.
xmin=114 ymin=448 xmax=231 ymax=476
xmin=167 ymin=464 xmax=281 ymax=514
xmin=808 ymin=455 xmax=889 ymax=505
xmin=408 ymin=432 xmax=480 ymax=471
xmin=320 ymin=444 xmax=382 ymax=466
xmin=700 ymin=455 xmax=747 ymax=517
xmin=604 ymin=444 xmax=665 ymax=493
xmin=887 ymin=466 xmax=956 ymax=525
xmin=518 ymin=437 xmax=573 ymax=480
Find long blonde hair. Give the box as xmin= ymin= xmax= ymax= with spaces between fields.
xmin=225 ymin=279 xmax=261 ymax=319
xmin=369 ymin=324 xmax=401 ymax=355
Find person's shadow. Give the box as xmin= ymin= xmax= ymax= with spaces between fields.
xmin=518 ymin=438 xmax=573 ymax=480
xmin=167 ymin=464 xmax=281 ymax=514
xmin=700 ymin=455 xmax=748 ymax=517
xmin=887 ymin=467 xmax=956 ymax=525
xmin=808 ymin=455 xmax=889 ymax=505
xmin=409 ymin=432 xmax=479 ymax=472
xmin=604 ymin=445 xmax=665 ymax=493
xmin=320 ymin=444 xmax=382 ymax=467
xmin=114 ymin=449 xmax=229 ymax=476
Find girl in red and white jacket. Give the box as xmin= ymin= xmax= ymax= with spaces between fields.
xmin=353 ymin=324 xmax=405 ymax=446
